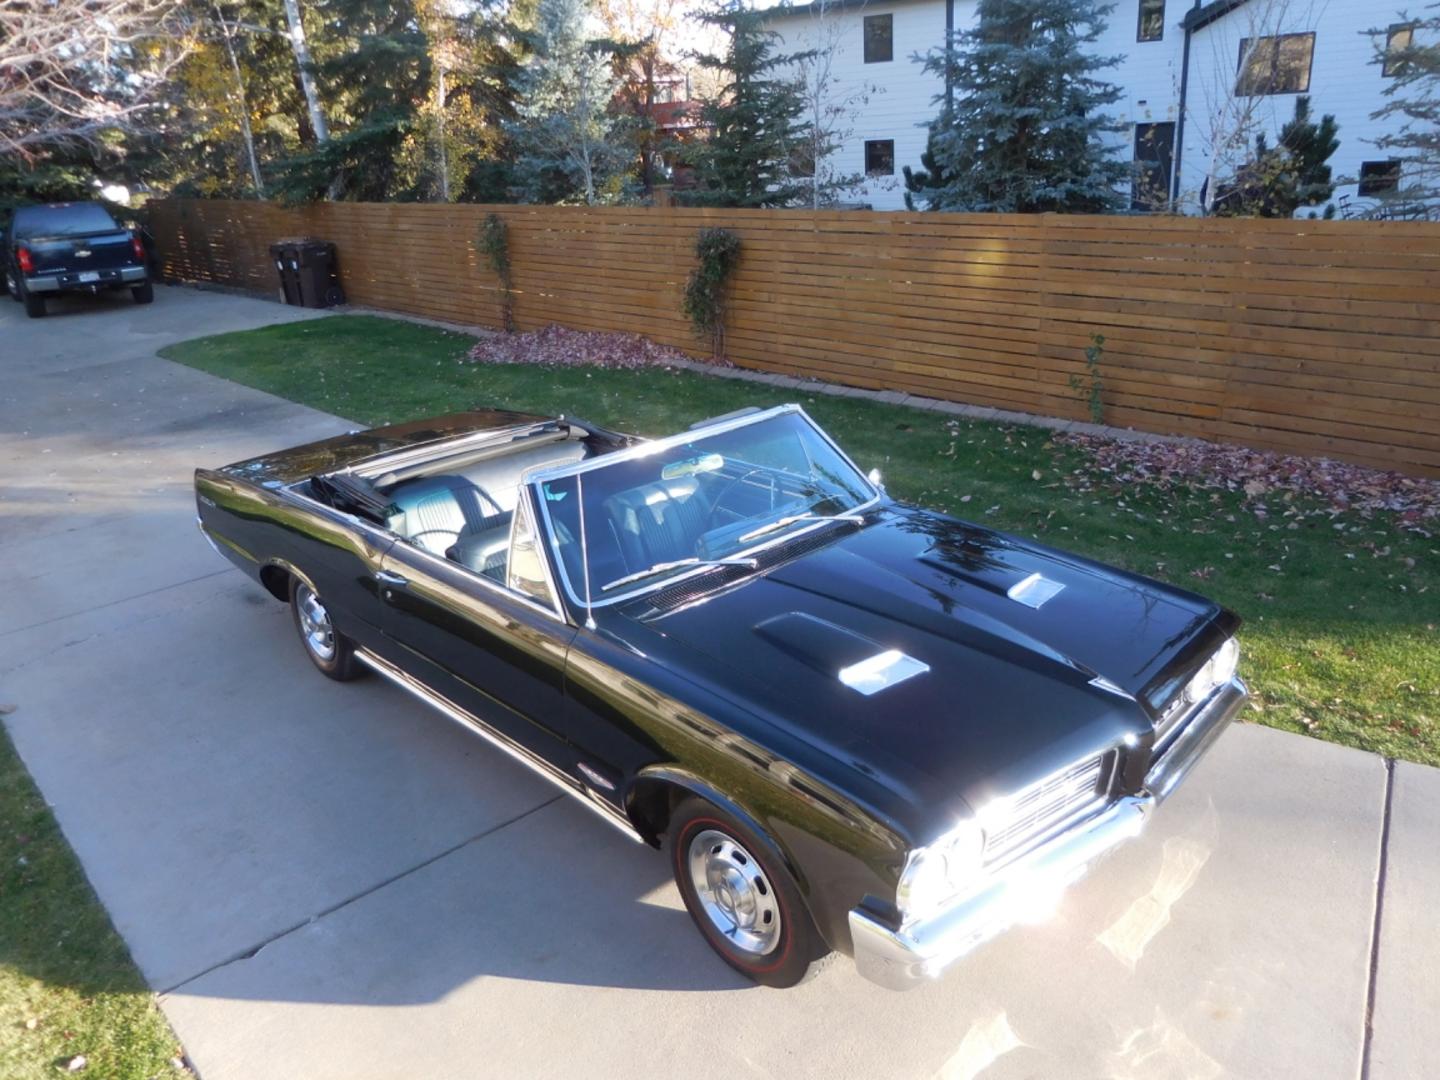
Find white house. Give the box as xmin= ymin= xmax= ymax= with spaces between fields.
xmin=760 ymin=0 xmax=1425 ymax=214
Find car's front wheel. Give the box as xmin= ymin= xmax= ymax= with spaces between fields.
xmin=668 ymin=798 xmax=827 ymax=988
xmin=289 ymin=577 xmax=362 ymax=680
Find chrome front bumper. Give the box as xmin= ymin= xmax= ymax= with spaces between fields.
xmin=849 ymin=677 xmax=1248 ymax=990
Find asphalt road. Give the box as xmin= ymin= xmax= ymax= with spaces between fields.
xmin=1 ymin=286 xmax=1434 ymax=1080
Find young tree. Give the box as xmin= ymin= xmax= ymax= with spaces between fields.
xmin=602 ymin=0 xmax=685 ymax=193
xmin=793 ymin=0 xmax=881 ymax=209
xmin=915 ymin=0 xmax=1126 ymax=213
xmin=686 ymin=0 xmax=811 ymax=208
xmin=902 ymin=116 xmax=954 ymax=210
xmin=1368 ymin=9 xmax=1440 ymax=200
xmin=1212 ymin=96 xmax=1338 ymax=216
xmin=508 ymin=0 xmax=631 ymax=204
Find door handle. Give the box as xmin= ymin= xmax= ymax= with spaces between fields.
xmin=375 ymin=570 xmax=409 ymax=588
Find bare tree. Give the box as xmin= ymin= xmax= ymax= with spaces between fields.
xmin=0 ymin=0 xmax=189 ymax=160
xmin=1186 ymin=0 xmax=1325 ymax=213
xmin=792 ymin=0 xmax=881 ymax=209
xmin=208 ymin=2 xmax=266 ymax=196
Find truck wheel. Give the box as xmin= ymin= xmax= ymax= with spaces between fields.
xmin=289 ymin=578 xmax=362 ymax=681
xmin=22 ymin=286 xmax=45 ymax=319
xmin=668 ymin=798 xmax=828 ymax=988
xmin=131 ymin=281 xmax=154 ymax=304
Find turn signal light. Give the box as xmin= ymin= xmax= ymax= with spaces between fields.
xmin=17 ymin=247 xmax=33 ymax=273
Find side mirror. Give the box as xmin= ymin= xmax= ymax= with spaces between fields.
xmin=867 ymin=467 xmax=885 ymax=491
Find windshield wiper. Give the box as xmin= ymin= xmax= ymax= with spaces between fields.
xmin=738 ymin=512 xmax=866 ymax=544
xmin=600 ymin=557 xmax=758 ymax=593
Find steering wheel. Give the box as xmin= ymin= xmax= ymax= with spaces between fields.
xmin=711 ymin=467 xmax=778 ymax=521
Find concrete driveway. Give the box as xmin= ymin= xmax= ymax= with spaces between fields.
xmin=1 ymin=286 xmax=1435 ymax=1080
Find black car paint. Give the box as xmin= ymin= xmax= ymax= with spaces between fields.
xmin=4 ymin=202 xmax=148 ymax=302
xmin=196 ymin=410 xmax=1238 ymax=958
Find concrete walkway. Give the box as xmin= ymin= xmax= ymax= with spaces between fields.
xmin=1 ymin=286 xmax=1434 ymax=1080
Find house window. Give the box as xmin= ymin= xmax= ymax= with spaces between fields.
xmin=1137 ymin=0 xmax=1164 ymax=42
xmin=1236 ymin=32 xmax=1315 ymax=95
xmin=1383 ymin=24 xmax=1414 ymax=77
xmin=1358 ymin=160 xmax=1401 ymax=197
xmin=1131 ymin=122 xmax=1175 ymax=210
xmin=864 ymin=139 xmax=895 ymax=176
xmin=863 ymin=14 xmax=893 ymax=63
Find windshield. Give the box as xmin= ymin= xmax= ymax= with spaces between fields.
xmin=14 ymin=203 xmax=121 ymax=239
xmin=536 ymin=409 xmax=875 ymax=606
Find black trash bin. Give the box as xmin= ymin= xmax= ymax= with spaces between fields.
xmin=271 ymin=237 xmax=345 ymax=308
xmin=268 ymin=241 xmax=302 ymax=305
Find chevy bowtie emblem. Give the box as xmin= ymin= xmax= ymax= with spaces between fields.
xmin=74 ymin=249 xmax=92 ymax=258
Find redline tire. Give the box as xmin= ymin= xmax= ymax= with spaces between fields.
xmin=668 ymin=798 xmax=827 ymax=988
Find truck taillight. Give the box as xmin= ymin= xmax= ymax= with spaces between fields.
xmin=17 ymin=247 xmax=33 ymax=273
xmin=131 ymin=234 xmax=145 ymax=261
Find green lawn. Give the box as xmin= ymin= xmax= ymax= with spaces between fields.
xmin=162 ymin=315 xmax=1439 ymax=766
xmin=0 ymin=724 xmax=181 ymax=1080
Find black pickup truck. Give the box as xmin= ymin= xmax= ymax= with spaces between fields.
xmin=3 ymin=202 xmax=152 ymax=318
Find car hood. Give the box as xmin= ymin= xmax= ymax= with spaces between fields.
xmin=610 ymin=507 xmax=1233 ymax=828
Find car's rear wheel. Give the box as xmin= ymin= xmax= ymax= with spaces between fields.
xmin=289 ymin=578 xmax=362 ymax=680
xmin=668 ymin=798 xmax=827 ymax=988
xmin=131 ymin=281 xmax=154 ymax=304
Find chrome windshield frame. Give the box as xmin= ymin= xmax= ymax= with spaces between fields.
xmin=529 ymin=404 xmax=882 ymax=612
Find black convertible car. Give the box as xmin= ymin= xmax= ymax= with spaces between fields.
xmin=195 ymin=404 xmax=1246 ymax=989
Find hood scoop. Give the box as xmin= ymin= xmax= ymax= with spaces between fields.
xmin=754 ymin=613 xmax=929 ymax=696
xmin=1007 ymin=572 xmax=1065 ymax=609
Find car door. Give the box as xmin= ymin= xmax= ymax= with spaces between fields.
xmin=374 ymin=484 xmax=579 ymax=768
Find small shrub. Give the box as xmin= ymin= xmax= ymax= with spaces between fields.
xmin=480 ymin=213 xmax=515 ymax=333
xmin=682 ymin=227 xmax=742 ymax=361
xmin=1069 ymin=332 xmax=1106 ymax=424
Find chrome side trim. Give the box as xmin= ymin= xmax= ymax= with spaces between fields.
xmin=353 ymin=648 xmax=644 ymax=844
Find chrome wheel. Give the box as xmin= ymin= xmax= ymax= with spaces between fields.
xmin=295 ymin=584 xmax=336 ymax=661
xmin=687 ymin=828 xmax=781 ymax=956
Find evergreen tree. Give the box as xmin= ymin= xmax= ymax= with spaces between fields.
xmin=1213 ymin=96 xmax=1338 ymax=217
xmin=902 ymin=117 xmax=954 ymax=210
xmin=916 ymin=0 xmax=1127 ymax=213
xmin=685 ymin=0 xmax=810 ymax=208
xmin=507 ymin=0 xmax=631 ymax=204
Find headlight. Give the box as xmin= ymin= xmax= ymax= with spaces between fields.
xmin=896 ymin=819 xmax=984 ymax=922
xmin=1183 ymin=637 xmax=1239 ymax=705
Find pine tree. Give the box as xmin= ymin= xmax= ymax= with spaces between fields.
xmin=1213 ymin=96 xmax=1339 ymax=217
xmin=685 ymin=0 xmax=811 ymax=208
xmin=916 ymin=0 xmax=1127 ymax=213
xmin=507 ymin=0 xmax=631 ymax=204
xmin=902 ymin=117 xmax=954 ymax=211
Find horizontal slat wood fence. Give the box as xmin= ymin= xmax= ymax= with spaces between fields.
xmin=149 ymin=199 xmax=1440 ymax=476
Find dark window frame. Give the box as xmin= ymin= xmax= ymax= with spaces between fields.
xmin=1235 ymin=31 xmax=1315 ymax=96
xmin=863 ymin=13 xmax=893 ymax=64
xmin=1358 ymin=160 xmax=1401 ymax=198
xmin=864 ymin=139 xmax=895 ymax=177
xmin=1383 ymin=23 xmax=1414 ymax=78
xmin=1130 ymin=121 xmax=1176 ymax=210
xmin=1137 ymin=0 xmax=1165 ymax=42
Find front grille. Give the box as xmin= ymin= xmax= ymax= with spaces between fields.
xmin=982 ymin=754 xmax=1108 ymax=863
